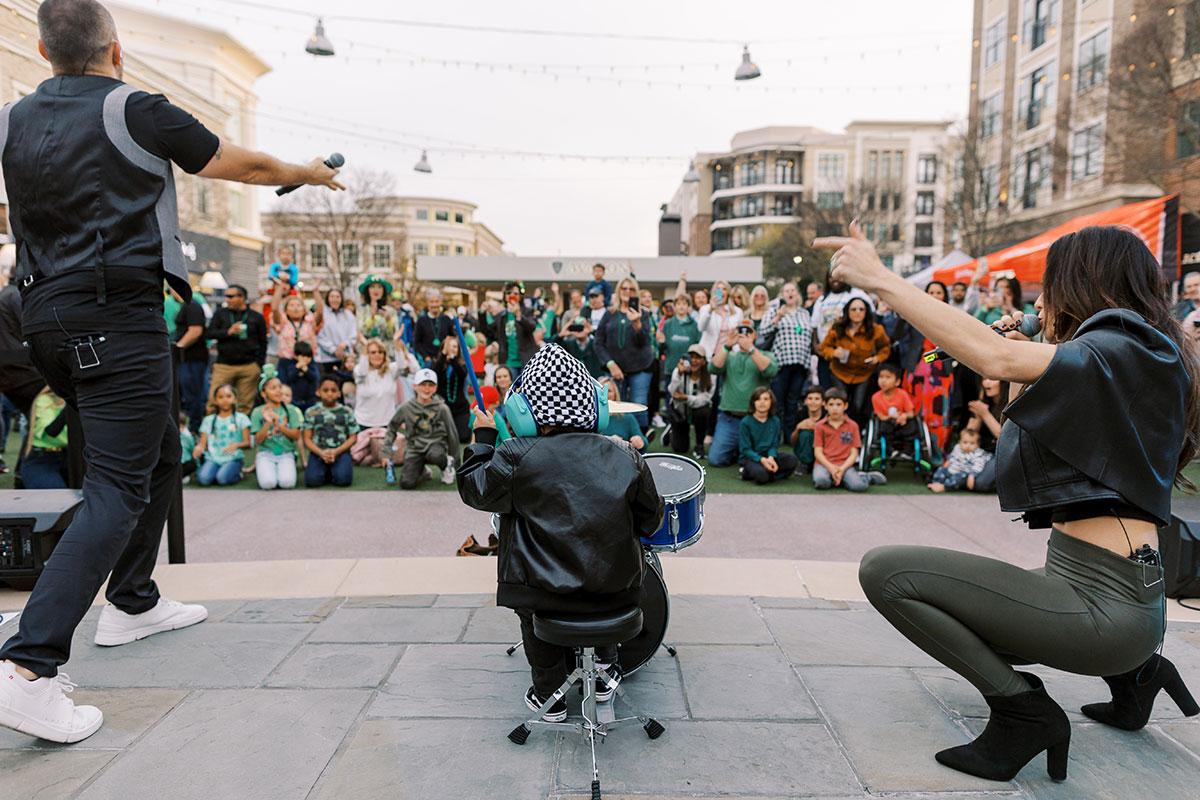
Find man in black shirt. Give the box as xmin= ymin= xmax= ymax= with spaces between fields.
xmin=173 ymin=292 xmax=208 ymax=432
xmin=0 ymin=0 xmax=343 ymax=744
xmin=412 ymin=288 xmax=456 ymax=366
xmin=205 ymin=285 xmax=267 ymax=415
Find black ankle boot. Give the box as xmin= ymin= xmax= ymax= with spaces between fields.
xmin=1081 ymin=654 xmax=1200 ymax=731
xmin=935 ymin=672 xmax=1071 ymax=782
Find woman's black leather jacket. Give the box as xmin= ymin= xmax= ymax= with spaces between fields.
xmin=996 ymin=309 xmax=1188 ymax=528
xmin=457 ymin=429 xmax=665 ymax=611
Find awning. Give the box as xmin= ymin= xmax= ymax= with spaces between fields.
xmin=905 ymin=249 xmax=973 ymax=287
xmin=933 ymin=195 xmax=1181 ymax=286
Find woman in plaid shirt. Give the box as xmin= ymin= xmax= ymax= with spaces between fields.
xmin=758 ymin=282 xmax=813 ymax=439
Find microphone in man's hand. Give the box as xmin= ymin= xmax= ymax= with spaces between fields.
xmin=924 ymin=315 xmax=1042 ymax=363
xmin=275 ymin=153 xmax=345 ymax=196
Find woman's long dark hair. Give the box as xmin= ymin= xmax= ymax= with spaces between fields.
xmin=689 ymin=357 xmax=712 ymax=393
xmin=832 ymin=297 xmax=875 ymax=339
xmin=1042 ymin=226 xmax=1200 ymax=488
xmin=925 ymin=281 xmax=949 ymax=302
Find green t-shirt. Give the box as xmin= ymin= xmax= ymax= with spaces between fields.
xmin=200 ymin=411 xmax=251 ymax=464
xmin=31 ymin=394 xmax=68 ymax=450
xmin=180 ymin=428 xmax=196 ymax=465
xmin=660 ymin=316 xmax=701 ymax=371
xmin=602 ymin=413 xmax=643 ymax=449
xmin=303 ymin=403 xmax=356 ymax=450
xmin=505 ymin=317 xmax=522 ymax=369
xmin=250 ymin=403 xmax=304 ymax=455
xmin=709 ymin=349 xmax=779 ymax=414
xmin=163 ymin=292 xmax=182 ymax=338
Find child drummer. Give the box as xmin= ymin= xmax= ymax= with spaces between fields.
xmin=457 ymin=344 xmax=664 ymax=720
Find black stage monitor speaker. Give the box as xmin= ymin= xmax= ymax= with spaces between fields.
xmin=0 ymin=489 xmax=82 ymax=591
xmin=1160 ymin=514 xmax=1200 ymax=599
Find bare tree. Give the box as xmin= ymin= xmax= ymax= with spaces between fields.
xmin=1106 ymin=0 xmax=1200 ymax=213
xmin=271 ymin=168 xmax=403 ymax=293
xmin=944 ymin=121 xmax=1013 ymax=258
xmin=751 ymin=194 xmax=857 ymax=287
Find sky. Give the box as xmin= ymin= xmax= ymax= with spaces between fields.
xmin=116 ymin=0 xmax=974 ymax=257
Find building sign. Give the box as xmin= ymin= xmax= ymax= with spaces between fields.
xmin=418 ymin=255 xmax=763 ymax=286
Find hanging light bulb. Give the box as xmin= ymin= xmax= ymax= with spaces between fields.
xmin=734 ymin=44 xmax=761 ymax=81
xmin=305 ymin=18 xmax=334 ymax=56
xmin=683 ymin=160 xmax=701 ymax=183
xmin=413 ymin=150 xmax=432 ymax=173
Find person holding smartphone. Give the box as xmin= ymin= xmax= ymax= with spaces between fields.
xmin=357 ymin=274 xmax=398 ymax=355
xmin=491 ymin=281 xmax=537 ymax=383
xmin=594 ymin=276 xmax=655 ymax=430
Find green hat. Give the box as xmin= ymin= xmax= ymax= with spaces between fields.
xmin=258 ymin=363 xmax=279 ymax=393
xmin=358 ymin=274 xmax=393 ymax=297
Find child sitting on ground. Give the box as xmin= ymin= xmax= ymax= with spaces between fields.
xmin=739 ymin=387 xmax=798 ymax=484
xmin=812 ymin=386 xmax=886 ymax=492
xmin=928 ymin=428 xmax=994 ymax=493
xmin=251 ymin=366 xmax=304 ymax=490
xmin=870 ymin=363 xmax=917 ymax=453
xmin=286 ymin=341 xmax=320 ymax=412
xmin=383 ymin=368 xmax=460 ymax=489
xmin=789 ymin=385 xmax=825 ymax=475
xmin=302 ymin=377 xmax=358 ymax=487
xmin=195 ymin=384 xmax=251 ymax=486
xmin=456 ymin=343 xmax=664 ymax=722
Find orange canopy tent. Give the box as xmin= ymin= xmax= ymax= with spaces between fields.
xmin=932 ymin=195 xmax=1181 ymax=286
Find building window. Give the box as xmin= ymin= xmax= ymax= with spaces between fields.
xmin=815 ymin=223 xmax=843 ymax=238
xmin=772 ymin=195 xmax=795 ymax=216
xmin=915 ymin=191 xmax=935 ymax=216
xmin=880 ymin=192 xmax=889 ymax=212
xmin=985 ymin=18 xmax=1005 ymax=68
xmin=867 ymin=151 xmax=878 ymax=180
xmin=454 ymin=212 xmax=464 ymax=223
xmin=914 ymin=223 xmax=934 ymax=248
xmin=980 ymin=165 xmax=1000 ymax=208
xmin=1023 ymin=0 xmax=1057 ymax=51
xmin=413 ymin=242 xmax=429 ymax=256
xmin=817 ymin=153 xmax=846 ymax=178
xmin=1077 ymin=30 xmax=1108 ymax=93
xmin=1013 ymin=147 xmax=1045 ymax=209
xmin=893 ymin=192 xmax=902 ymax=210
xmin=372 ymin=243 xmax=392 ymax=270
xmin=415 ymin=208 xmax=428 ymax=220
xmin=863 ymin=222 xmax=875 ymax=240
xmin=339 ymin=242 xmax=361 ymax=270
xmin=1188 ymin=3 xmax=1200 ymax=58
xmin=880 ymin=254 xmax=895 ymax=268
xmin=880 ymin=151 xmax=891 ymax=181
xmin=1180 ymin=101 xmax=1200 ymax=159
xmin=435 ymin=210 xmax=449 ymax=222
xmin=229 ymin=189 xmax=244 ymax=229
xmin=816 ymin=191 xmax=844 ymax=209
xmin=891 ymin=224 xmax=901 ymax=242
xmin=980 ymin=93 xmax=1002 ymax=138
xmin=435 ymin=243 xmax=450 ymax=256
xmin=1019 ymin=63 xmax=1054 ymax=130
xmin=713 ymin=163 xmax=732 ymax=190
xmin=455 ymin=245 xmax=464 ymax=254
xmin=774 ymin=158 xmax=798 ymax=184
xmin=1071 ymin=124 xmax=1103 ymax=179
xmin=310 ymin=242 xmax=329 ymax=269
xmin=917 ymin=154 xmax=937 ymax=184
xmin=893 ymin=150 xmax=904 ymax=179
xmin=877 ymin=225 xmax=887 ymax=245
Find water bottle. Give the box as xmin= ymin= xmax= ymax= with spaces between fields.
xmin=385 ymin=461 xmax=396 ymax=484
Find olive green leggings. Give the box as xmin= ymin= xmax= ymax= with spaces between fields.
xmin=859 ymin=530 xmax=1165 ymax=697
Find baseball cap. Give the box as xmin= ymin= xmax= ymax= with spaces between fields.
xmin=414 ymin=368 xmax=438 ymax=385
xmin=687 ymin=343 xmax=708 ymax=358
xmin=735 ymin=322 xmax=755 ymax=334
xmin=587 ymin=286 xmax=604 ymax=296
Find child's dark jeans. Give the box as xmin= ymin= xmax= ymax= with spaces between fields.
xmin=305 ymin=450 xmax=353 ymax=487
xmin=931 ymin=465 xmax=971 ymax=490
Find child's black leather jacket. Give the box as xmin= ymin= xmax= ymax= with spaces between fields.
xmin=457 ymin=429 xmax=665 ymax=612
xmin=996 ymin=309 xmax=1189 ymax=528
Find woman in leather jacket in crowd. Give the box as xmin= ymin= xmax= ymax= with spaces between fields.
xmin=815 ymin=224 xmax=1200 ymax=784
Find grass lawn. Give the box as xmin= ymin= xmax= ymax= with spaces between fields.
xmin=4 ymin=423 xmax=1200 ymax=498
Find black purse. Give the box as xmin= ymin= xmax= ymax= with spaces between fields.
xmin=754 ymin=312 xmax=778 ymax=351
xmin=1159 ymin=515 xmax=1200 ymax=599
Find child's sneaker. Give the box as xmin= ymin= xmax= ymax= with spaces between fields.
xmin=0 ymin=662 xmax=103 ymax=743
xmin=441 ymin=457 xmax=456 ymax=485
xmin=524 ymin=687 xmax=567 ymax=722
xmin=865 ymin=471 xmax=888 ymax=486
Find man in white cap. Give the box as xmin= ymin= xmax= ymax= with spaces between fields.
xmin=382 ymin=367 xmax=460 ymax=488
xmin=457 ymin=344 xmax=664 ymax=720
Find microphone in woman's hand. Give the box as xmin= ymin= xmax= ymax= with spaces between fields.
xmin=924 ymin=314 xmax=1043 ymax=363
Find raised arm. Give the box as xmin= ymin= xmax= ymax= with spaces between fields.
xmin=197 ymin=139 xmax=345 ymax=190
xmin=814 ymin=223 xmax=1055 ymax=383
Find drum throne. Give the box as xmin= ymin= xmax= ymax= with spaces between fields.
xmin=508 ymin=605 xmax=665 ymax=799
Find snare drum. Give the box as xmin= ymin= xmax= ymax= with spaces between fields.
xmin=641 ymin=453 xmax=705 ymax=552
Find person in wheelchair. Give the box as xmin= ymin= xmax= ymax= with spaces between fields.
xmin=456 ymin=344 xmax=664 ymax=721
xmin=870 ymin=363 xmax=918 ymax=456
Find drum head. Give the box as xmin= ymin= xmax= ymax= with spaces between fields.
xmin=644 ymin=454 xmax=704 ymax=499
xmin=618 ymin=551 xmax=668 ymax=676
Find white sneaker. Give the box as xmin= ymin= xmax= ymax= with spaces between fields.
xmin=94 ymin=597 xmax=208 ymax=647
xmin=441 ymin=457 xmax=456 ymax=485
xmin=651 ymin=414 xmax=666 ymax=428
xmin=0 ymin=662 xmax=103 ymax=743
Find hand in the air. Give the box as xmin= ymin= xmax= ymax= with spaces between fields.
xmin=472 ymin=406 xmax=497 ymax=430
xmin=813 ymin=221 xmax=893 ymax=294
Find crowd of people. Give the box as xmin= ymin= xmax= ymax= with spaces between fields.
xmin=5 ymin=250 xmax=1190 ymax=495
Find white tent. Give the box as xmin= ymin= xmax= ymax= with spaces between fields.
xmin=905 ymin=249 xmax=973 ymax=287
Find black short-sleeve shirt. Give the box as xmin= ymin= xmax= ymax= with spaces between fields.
xmin=175 ymin=299 xmax=210 ymax=363
xmin=18 ymin=76 xmax=220 ymax=336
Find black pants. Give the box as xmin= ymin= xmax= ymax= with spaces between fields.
xmin=669 ymin=405 xmax=711 ymax=453
xmin=876 ymin=417 xmax=918 ymax=451
xmin=0 ymin=330 xmax=176 ymax=677
xmin=515 ymin=609 xmax=618 ymax=697
xmin=740 ymin=452 xmax=799 ymax=484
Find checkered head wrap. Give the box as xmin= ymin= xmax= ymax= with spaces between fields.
xmin=514 ymin=343 xmax=599 ymax=431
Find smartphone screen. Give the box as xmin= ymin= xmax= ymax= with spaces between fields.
xmin=630 ymin=296 xmax=639 ymax=311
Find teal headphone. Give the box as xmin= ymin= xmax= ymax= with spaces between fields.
xmin=503 ymin=379 xmax=610 ymax=437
